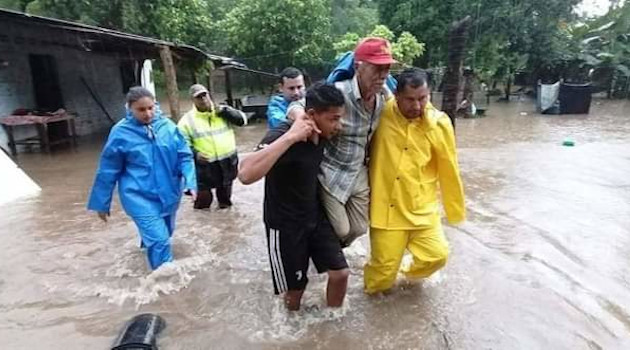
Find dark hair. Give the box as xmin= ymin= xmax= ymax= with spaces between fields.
xmin=396 ymin=68 xmax=429 ymax=92
xmin=279 ymin=67 xmax=303 ymax=83
xmin=305 ymin=82 xmax=345 ymax=113
xmin=126 ymin=86 xmax=155 ymax=105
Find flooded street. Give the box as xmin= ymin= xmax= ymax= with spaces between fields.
xmin=1 ymin=97 xmax=630 ymax=349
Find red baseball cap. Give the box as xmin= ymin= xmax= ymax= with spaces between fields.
xmin=354 ymin=37 xmax=396 ymax=65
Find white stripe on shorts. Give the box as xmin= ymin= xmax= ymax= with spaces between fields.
xmin=273 ymin=229 xmax=288 ymax=292
xmin=269 ymin=228 xmax=287 ymax=293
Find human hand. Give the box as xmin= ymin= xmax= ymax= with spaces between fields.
xmin=185 ymin=189 xmax=198 ymax=202
xmin=287 ymin=114 xmax=320 ymax=143
xmin=196 ymin=153 xmax=210 ymax=163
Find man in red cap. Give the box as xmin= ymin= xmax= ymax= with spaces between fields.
xmin=288 ymin=37 xmax=395 ymax=248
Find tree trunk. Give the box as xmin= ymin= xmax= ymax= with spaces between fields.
xmin=609 ymin=72 xmax=617 ymax=99
xmin=207 ymin=61 xmax=215 ymax=96
xmin=159 ymin=45 xmax=180 ymax=120
xmin=505 ymin=76 xmax=512 ymax=101
xmin=207 ymin=70 xmax=213 ymax=96
xmin=463 ymin=72 xmax=474 ymax=101
xmin=191 ymin=68 xmax=198 ymax=85
xmin=441 ymin=16 xmax=472 ymax=129
xmin=461 ymin=70 xmax=475 ymax=118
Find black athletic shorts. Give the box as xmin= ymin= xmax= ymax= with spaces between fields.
xmin=265 ymin=217 xmax=348 ymax=295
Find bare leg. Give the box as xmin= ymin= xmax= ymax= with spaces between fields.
xmin=284 ymin=290 xmax=305 ymax=311
xmin=326 ymin=268 xmax=350 ymax=307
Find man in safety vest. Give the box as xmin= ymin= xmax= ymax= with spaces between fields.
xmin=178 ymin=84 xmax=247 ymax=210
xmin=364 ymin=68 xmax=466 ymax=294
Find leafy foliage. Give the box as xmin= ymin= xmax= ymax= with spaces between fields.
xmin=220 ymin=0 xmax=332 ymax=70
xmin=1 ymin=0 xmax=626 ymax=93
xmin=332 ymin=25 xmax=425 ymax=66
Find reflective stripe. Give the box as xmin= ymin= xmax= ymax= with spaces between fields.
xmin=190 ymin=126 xmax=230 ymax=139
xmin=179 ymin=108 xmax=236 ymax=160
xmin=199 ymin=150 xmax=237 ymax=163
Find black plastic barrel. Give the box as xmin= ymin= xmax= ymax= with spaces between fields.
xmin=559 ymin=83 xmax=592 ymax=114
xmin=111 ymin=314 xmax=165 ymax=350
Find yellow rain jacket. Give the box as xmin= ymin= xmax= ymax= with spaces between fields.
xmin=177 ymin=107 xmax=237 ymax=162
xmin=369 ymin=99 xmax=465 ymax=230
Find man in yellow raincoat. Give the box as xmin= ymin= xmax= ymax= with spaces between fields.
xmin=364 ymin=68 xmax=466 ymax=294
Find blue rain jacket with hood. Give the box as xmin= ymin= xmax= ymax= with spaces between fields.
xmin=326 ymin=51 xmax=398 ymax=91
xmin=266 ymin=95 xmax=290 ymax=129
xmin=87 ymin=105 xmax=197 ymax=217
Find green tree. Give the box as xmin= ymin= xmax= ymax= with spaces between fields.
xmin=332 ymin=33 xmax=361 ymax=55
xmin=0 ymin=0 xmax=32 ymax=12
xmin=392 ymin=31 xmax=425 ymax=66
xmin=369 ymin=24 xmax=395 ymax=41
xmin=331 ymin=0 xmax=379 ymax=37
xmin=570 ymin=2 xmax=630 ymax=96
xmin=10 ymin=0 xmax=222 ymax=53
xmin=377 ymin=0 xmax=580 ymax=79
xmin=221 ymin=0 xmax=333 ymax=70
xmin=332 ymin=24 xmax=425 ymax=66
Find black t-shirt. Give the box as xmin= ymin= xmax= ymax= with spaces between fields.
xmin=256 ymin=121 xmax=324 ymax=229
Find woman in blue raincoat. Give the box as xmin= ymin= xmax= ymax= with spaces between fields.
xmin=87 ymin=87 xmax=197 ymax=270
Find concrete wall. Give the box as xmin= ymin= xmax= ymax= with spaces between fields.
xmin=0 ymin=21 xmax=128 ymax=152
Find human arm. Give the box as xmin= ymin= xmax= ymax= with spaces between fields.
xmin=218 ymin=105 xmax=248 ymax=127
xmin=238 ymin=115 xmax=316 ymax=185
xmin=285 ymin=99 xmax=306 ymax=122
xmin=266 ymin=98 xmax=288 ymax=129
xmin=435 ymin=114 xmax=466 ymax=224
xmin=175 ymin=127 xmax=197 ymax=200
xmin=86 ymin=129 xmax=124 ymax=221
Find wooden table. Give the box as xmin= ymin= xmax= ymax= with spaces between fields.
xmin=0 ymin=113 xmax=77 ymax=156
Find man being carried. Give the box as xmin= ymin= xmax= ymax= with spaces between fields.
xmin=266 ymin=67 xmax=305 ymax=129
xmin=178 ymin=84 xmax=247 ymax=210
xmin=364 ymin=68 xmax=466 ymax=294
xmin=239 ymin=83 xmax=349 ymax=311
xmin=288 ymin=37 xmax=395 ymax=247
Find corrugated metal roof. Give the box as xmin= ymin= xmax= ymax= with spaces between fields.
xmin=0 ymin=8 xmax=245 ymax=67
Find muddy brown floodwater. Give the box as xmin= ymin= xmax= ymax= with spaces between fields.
xmin=1 ymin=97 xmax=629 ymax=349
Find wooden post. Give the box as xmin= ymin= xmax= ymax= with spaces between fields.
xmin=461 ymin=69 xmax=475 ymax=118
xmin=3 ymin=125 xmax=17 ymax=156
xmin=441 ymin=16 xmax=472 ymax=129
xmin=225 ymin=68 xmax=234 ymax=107
xmin=191 ymin=68 xmax=198 ymax=84
xmin=505 ymin=75 xmax=512 ymax=101
xmin=207 ymin=61 xmax=215 ymax=96
xmin=159 ymin=45 xmax=181 ymax=120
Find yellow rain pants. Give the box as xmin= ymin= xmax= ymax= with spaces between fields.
xmin=364 ymin=99 xmax=465 ymax=294
xmin=364 ymin=215 xmax=449 ymax=294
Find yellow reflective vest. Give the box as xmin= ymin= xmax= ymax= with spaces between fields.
xmin=177 ymin=107 xmax=237 ymax=162
xmin=369 ymin=99 xmax=465 ymax=230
